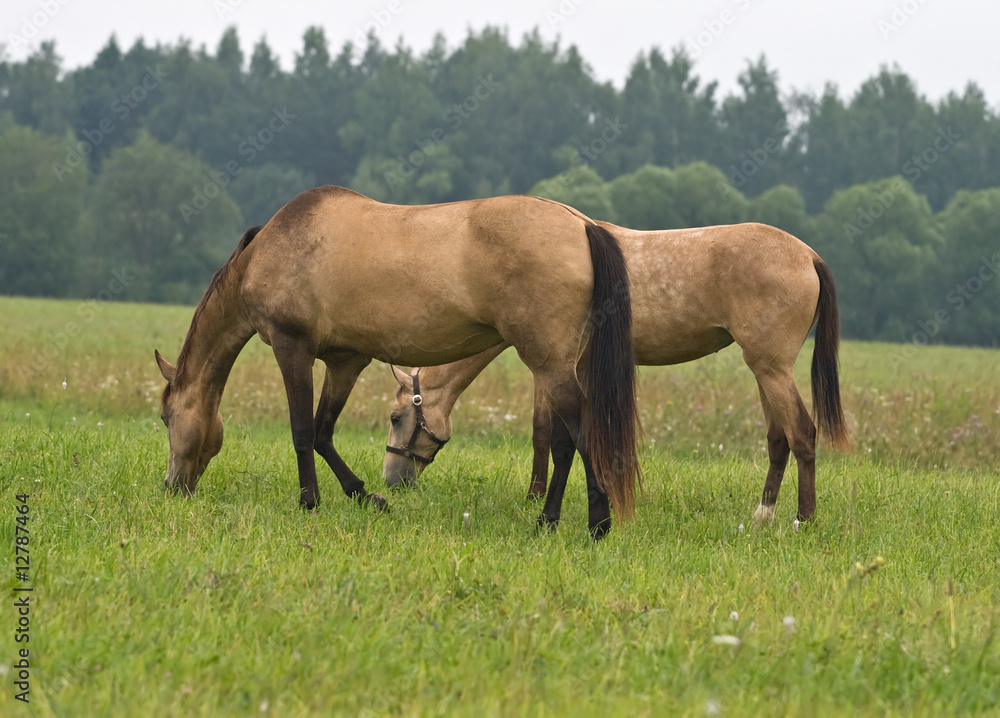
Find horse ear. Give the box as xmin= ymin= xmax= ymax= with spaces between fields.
xmin=155 ymin=350 xmax=177 ymax=384
xmin=389 ymin=364 xmax=414 ymax=393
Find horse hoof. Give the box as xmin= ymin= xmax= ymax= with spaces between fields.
xmin=753 ymin=504 xmax=776 ymax=525
xmin=589 ymin=518 xmax=611 ymax=542
xmin=361 ymin=493 xmax=389 ymax=512
xmin=535 ymin=514 xmax=559 ymax=532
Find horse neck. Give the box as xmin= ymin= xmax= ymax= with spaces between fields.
xmin=175 ymin=278 xmax=255 ymax=410
xmin=426 ymin=343 xmax=509 ymax=415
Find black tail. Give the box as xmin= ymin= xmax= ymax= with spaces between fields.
xmin=584 ymin=223 xmax=641 ymax=519
xmin=811 ymin=259 xmax=850 ymax=450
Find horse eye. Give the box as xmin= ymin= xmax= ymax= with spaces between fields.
xmin=390 ymin=414 xmax=400 ymax=426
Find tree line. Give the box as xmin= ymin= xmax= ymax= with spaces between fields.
xmin=0 ymin=26 xmax=997 ymax=345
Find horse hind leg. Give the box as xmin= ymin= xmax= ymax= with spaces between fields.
xmin=532 ymin=365 xmax=611 ymax=540
xmin=314 ymin=354 xmax=387 ymax=510
xmin=528 ymin=386 xmax=553 ymax=499
xmin=753 ymin=381 xmax=791 ymax=525
xmin=751 ymin=366 xmax=817 ymax=523
xmin=537 ymin=412 xmax=576 ymax=531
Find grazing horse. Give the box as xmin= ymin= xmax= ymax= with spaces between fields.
xmin=384 ymin=222 xmax=849 ymax=525
xmin=155 ymin=186 xmax=640 ymax=539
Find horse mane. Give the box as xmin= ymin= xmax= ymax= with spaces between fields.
xmin=166 ymin=226 xmax=262 ymax=394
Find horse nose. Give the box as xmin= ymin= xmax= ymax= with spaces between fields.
xmin=383 ymin=461 xmax=417 ymax=489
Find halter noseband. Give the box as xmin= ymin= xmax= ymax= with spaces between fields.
xmin=385 ymin=370 xmax=449 ymax=465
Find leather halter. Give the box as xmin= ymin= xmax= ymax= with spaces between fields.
xmin=385 ymin=370 xmax=449 ymax=465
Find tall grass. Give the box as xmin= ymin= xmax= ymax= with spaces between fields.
xmin=1 ymin=296 xmax=998 ymax=716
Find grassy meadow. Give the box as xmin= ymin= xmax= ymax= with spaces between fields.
xmin=1 ymin=295 xmax=999 ymax=716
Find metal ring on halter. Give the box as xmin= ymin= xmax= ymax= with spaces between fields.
xmin=412 ymin=394 xmax=423 ymax=406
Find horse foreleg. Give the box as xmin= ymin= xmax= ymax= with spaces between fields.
xmin=529 ymin=386 xmax=553 ymax=499
xmin=272 ymin=335 xmax=322 ymax=510
xmin=315 ymin=355 xmax=387 ymax=510
xmin=537 ymin=414 xmax=575 ymax=530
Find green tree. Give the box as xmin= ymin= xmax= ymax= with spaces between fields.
xmin=847 ymin=68 xmax=936 ymax=190
xmin=286 ymin=27 xmax=363 ymax=185
xmin=429 ymin=28 xmax=615 ymax=197
xmin=529 ymin=165 xmax=615 ymax=222
xmin=936 ymin=188 xmax=1000 ymax=346
xmin=611 ymin=47 xmax=719 ymax=176
xmin=227 ymin=162 xmax=315 ymax=226
xmin=607 ymin=164 xmax=683 ymax=229
xmin=0 ymin=125 xmax=86 ymax=296
xmin=792 ymin=85 xmax=856 ymax=213
xmin=746 ymin=184 xmax=814 ymax=242
xmin=82 ymin=132 xmax=243 ymax=304
xmin=671 ymin=162 xmax=747 ymax=227
xmin=717 ymin=56 xmax=789 ymax=197
xmin=928 ymin=85 xmax=1000 ymax=209
xmin=145 ymin=35 xmax=256 ymax=171
xmin=814 ymin=176 xmax=943 ymax=340
xmin=0 ymin=42 xmax=72 ymax=135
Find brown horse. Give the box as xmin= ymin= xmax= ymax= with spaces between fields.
xmin=155 ymin=186 xmax=640 ymax=539
xmin=384 ymin=222 xmax=848 ymax=525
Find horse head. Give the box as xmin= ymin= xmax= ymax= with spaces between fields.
xmin=155 ymin=350 xmax=224 ymax=496
xmin=383 ymin=365 xmax=451 ymax=488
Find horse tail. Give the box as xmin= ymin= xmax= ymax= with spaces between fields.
xmin=584 ymin=223 xmax=641 ymax=519
xmin=811 ymin=258 xmax=850 ymax=450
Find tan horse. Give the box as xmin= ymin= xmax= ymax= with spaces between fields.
xmin=155 ymin=186 xmax=640 ymax=539
xmin=384 ymin=222 xmax=849 ymax=525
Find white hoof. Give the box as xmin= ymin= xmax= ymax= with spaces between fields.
xmin=753 ymin=503 xmax=775 ymax=525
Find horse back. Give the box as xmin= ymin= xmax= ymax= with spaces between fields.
xmin=237 ymin=187 xmax=597 ymax=364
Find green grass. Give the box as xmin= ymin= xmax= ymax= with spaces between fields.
xmin=1 ymin=296 xmax=999 ymax=716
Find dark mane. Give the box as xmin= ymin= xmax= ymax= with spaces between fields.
xmin=168 ymin=226 xmax=262 ymax=392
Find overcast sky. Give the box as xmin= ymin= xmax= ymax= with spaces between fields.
xmin=4 ymin=0 xmax=998 ymax=104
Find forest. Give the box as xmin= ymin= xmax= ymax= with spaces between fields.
xmin=1 ymin=26 xmax=998 ymax=346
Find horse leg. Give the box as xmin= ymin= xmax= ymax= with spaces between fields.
xmin=533 ymin=367 xmax=611 ymax=540
xmin=528 ymin=385 xmax=553 ymax=499
xmin=315 ymin=355 xmax=387 ymax=510
xmin=752 ymin=382 xmax=791 ymax=524
xmin=751 ymin=367 xmax=817 ymax=522
xmin=271 ymin=334 xmax=322 ymax=510
xmin=537 ymin=413 xmax=575 ymax=530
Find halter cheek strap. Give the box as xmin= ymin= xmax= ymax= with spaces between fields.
xmin=385 ymin=370 xmax=449 ymax=465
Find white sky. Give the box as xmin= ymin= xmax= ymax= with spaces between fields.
xmin=4 ymin=0 xmax=998 ymax=105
